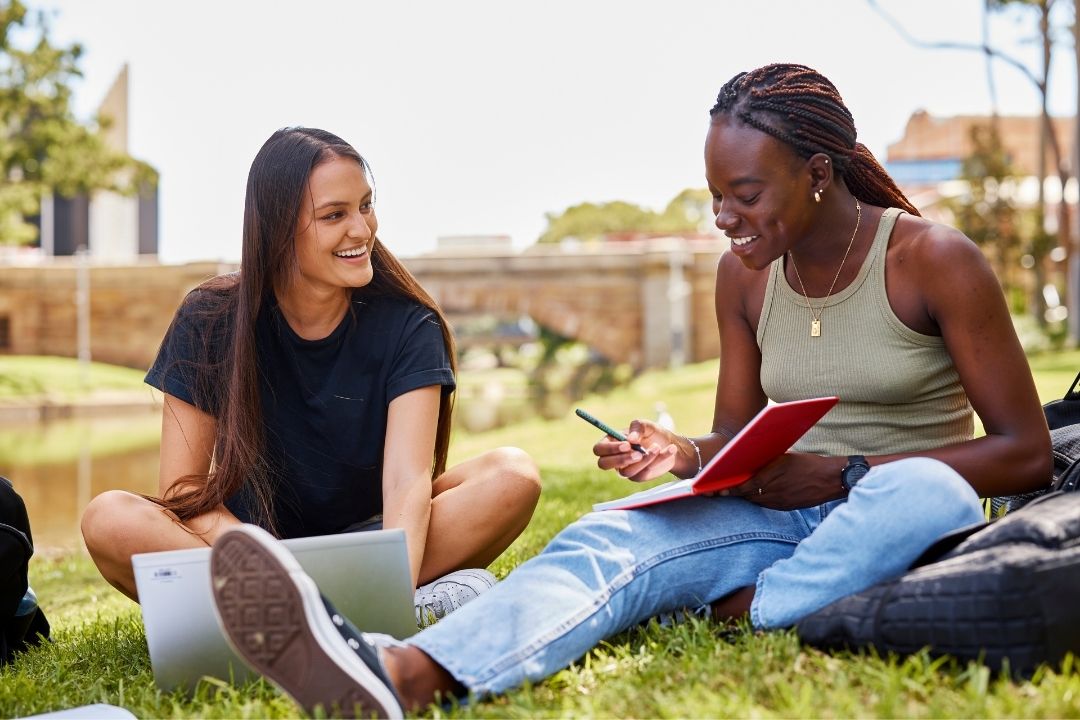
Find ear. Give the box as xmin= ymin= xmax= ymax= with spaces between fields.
xmin=807 ymin=153 xmax=833 ymax=196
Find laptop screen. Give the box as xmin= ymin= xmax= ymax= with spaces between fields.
xmin=133 ymin=528 xmax=417 ymax=693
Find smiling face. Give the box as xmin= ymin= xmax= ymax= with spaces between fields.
xmin=705 ymin=115 xmax=817 ymax=271
xmin=290 ymin=154 xmax=377 ymax=295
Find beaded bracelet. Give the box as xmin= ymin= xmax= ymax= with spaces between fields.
xmin=686 ymin=437 xmax=703 ymax=476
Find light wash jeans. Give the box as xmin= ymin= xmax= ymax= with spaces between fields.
xmin=406 ymin=457 xmax=984 ymax=695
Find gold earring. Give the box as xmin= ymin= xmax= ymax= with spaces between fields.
xmin=814 ymin=190 xmax=821 ymax=203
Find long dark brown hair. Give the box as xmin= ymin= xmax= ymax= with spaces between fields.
xmin=157 ymin=127 xmax=457 ymax=535
xmin=709 ymin=63 xmax=920 ymax=216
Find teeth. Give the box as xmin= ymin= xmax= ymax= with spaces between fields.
xmin=334 ymin=247 xmax=367 ymax=258
xmin=727 ymin=235 xmax=759 ymax=246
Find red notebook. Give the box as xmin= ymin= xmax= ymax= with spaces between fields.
xmin=592 ymin=396 xmax=839 ymax=512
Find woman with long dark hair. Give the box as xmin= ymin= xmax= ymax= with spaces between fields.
xmin=199 ymin=66 xmax=1051 ymax=717
xmin=81 ymin=127 xmax=541 ymax=624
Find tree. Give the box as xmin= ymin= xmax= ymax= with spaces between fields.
xmin=656 ymin=188 xmax=713 ymax=233
xmin=947 ymin=123 xmax=1024 ymax=304
xmin=868 ymin=0 xmax=1074 ymax=334
xmin=989 ymin=0 xmax=1070 ymax=329
xmin=0 ymin=0 xmax=153 ymax=246
xmin=538 ymin=200 xmax=655 ymax=244
xmin=537 ymin=188 xmax=712 ymax=244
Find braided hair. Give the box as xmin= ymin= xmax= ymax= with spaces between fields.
xmin=710 ymin=63 xmax=919 ymax=216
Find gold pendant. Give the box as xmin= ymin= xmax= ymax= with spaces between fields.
xmin=811 ymin=319 xmax=821 ymax=337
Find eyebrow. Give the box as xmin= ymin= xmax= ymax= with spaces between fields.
xmin=706 ymin=177 xmax=763 ymax=195
xmin=314 ymin=191 xmax=373 ymax=211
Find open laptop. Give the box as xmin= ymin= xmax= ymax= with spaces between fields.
xmin=132 ymin=528 xmax=418 ymax=693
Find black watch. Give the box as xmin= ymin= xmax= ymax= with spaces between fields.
xmin=841 ymin=455 xmax=871 ymax=491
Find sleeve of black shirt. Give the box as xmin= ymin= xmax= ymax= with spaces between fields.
xmin=144 ymin=290 xmax=227 ymax=415
xmin=385 ymin=304 xmax=456 ymax=404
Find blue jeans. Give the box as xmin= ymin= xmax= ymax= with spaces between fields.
xmin=407 ymin=457 xmax=983 ymax=695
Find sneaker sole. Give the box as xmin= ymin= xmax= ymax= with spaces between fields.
xmin=210 ymin=526 xmax=403 ymax=719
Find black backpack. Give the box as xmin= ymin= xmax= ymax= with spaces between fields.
xmin=795 ymin=376 xmax=1080 ymax=676
xmin=0 ymin=476 xmax=50 ymax=665
xmin=795 ymin=491 xmax=1080 ymax=676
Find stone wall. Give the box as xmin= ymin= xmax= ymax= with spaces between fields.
xmin=0 ymin=261 xmax=233 ymax=369
xmin=0 ymin=241 xmax=727 ymax=370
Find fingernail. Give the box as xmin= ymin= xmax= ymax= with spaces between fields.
xmin=630 ymin=453 xmax=641 ymax=462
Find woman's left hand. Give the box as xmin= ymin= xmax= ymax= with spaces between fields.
xmin=725 ymin=452 xmax=847 ymax=510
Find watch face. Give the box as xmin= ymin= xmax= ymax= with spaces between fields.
xmin=847 ymin=465 xmax=870 ymax=482
xmin=843 ymin=460 xmax=870 ymax=490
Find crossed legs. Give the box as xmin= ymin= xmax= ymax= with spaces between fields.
xmin=80 ymin=446 xmax=541 ymax=601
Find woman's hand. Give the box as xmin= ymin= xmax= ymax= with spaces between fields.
xmin=725 ymin=452 xmax=846 ymax=510
xmin=592 ymin=419 xmax=681 ymax=483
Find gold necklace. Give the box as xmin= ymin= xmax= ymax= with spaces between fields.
xmin=788 ymin=198 xmax=862 ymax=338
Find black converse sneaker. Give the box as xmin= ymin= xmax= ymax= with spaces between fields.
xmin=210 ymin=525 xmax=404 ymax=719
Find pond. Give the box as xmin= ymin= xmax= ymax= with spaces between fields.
xmin=0 ymin=410 xmax=162 ymax=553
xmin=0 ymin=384 xmax=557 ymax=552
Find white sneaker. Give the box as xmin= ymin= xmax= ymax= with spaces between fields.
xmin=414 ymin=568 xmax=497 ymax=628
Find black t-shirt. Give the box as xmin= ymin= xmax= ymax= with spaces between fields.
xmin=145 ymin=289 xmax=455 ymax=538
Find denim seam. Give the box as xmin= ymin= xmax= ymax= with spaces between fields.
xmin=468 ymin=529 xmax=802 ymax=689
xmin=750 ymin=571 xmax=768 ymax=627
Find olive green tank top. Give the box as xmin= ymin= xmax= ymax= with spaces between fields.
xmin=756 ymin=207 xmax=973 ymax=456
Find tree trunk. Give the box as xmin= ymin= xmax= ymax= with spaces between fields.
xmin=1070 ymin=0 xmax=1080 ymax=342
xmin=1032 ymin=0 xmax=1052 ymax=328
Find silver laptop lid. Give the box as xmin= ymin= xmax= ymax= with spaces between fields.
xmin=133 ymin=528 xmax=416 ymax=693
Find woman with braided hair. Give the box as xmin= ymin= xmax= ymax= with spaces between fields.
xmin=199 ymin=66 xmax=1050 ymax=716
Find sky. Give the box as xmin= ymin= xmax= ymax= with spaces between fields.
xmin=29 ymin=0 xmax=1080 ymax=264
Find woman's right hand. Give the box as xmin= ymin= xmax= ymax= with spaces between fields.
xmin=592 ymin=419 xmax=680 ymax=483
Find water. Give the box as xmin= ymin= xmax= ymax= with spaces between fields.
xmin=0 ymin=384 xmax=574 ymax=551
xmin=0 ymin=412 xmax=161 ymax=553
xmin=0 ymin=401 xmax=532 ymax=552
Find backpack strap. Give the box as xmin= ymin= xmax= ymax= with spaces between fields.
xmin=1066 ymin=370 xmax=1080 ymax=401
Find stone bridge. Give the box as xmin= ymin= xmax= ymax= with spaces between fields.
xmin=408 ymin=240 xmax=726 ymax=368
xmin=0 ymin=239 xmax=728 ymax=370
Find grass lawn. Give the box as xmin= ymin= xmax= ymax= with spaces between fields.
xmin=0 ymin=356 xmax=147 ymax=401
xmin=2 ymin=351 xmax=1079 ymax=717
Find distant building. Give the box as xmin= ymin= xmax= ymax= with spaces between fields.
xmin=32 ymin=64 xmax=159 ymax=261
xmin=435 ymin=234 xmax=514 ymax=253
xmin=885 ymin=110 xmax=1077 ymax=215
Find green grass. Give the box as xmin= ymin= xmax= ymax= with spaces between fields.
xmin=0 ymin=356 xmax=147 ymax=400
xmin=3 ymin=352 xmax=1080 ymax=717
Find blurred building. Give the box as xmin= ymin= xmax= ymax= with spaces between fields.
xmin=885 ymin=109 xmax=1077 ymax=218
xmin=434 ymin=234 xmax=514 ymax=253
xmin=886 ymin=110 xmax=1080 ymax=333
xmin=33 ymin=64 xmax=159 ymax=261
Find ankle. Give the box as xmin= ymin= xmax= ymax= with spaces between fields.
xmin=710 ymin=585 xmax=755 ymax=622
xmin=382 ymin=645 xmax=461 ymax=711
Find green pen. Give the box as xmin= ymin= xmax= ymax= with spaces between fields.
xmin=575 ymin=408 xmax=649 ymax=455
